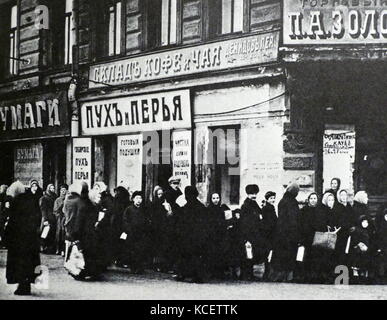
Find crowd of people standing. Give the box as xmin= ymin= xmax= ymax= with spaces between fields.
xmin=1 ymin=176 xmax=387 ymax=296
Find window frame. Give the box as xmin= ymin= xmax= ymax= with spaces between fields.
xmin=205 ymin=0 xmax=249 ymax=40
xmin=144 ymin=0 xmax=182 ymax=51
xmin=8 ymin=3 xmax=19 ymax=76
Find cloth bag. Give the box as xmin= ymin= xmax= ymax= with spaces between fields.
xmin=312 ymin=227 xmax=340 ymax=251
xmin=64 ymin=243 xmax=85 ymax=276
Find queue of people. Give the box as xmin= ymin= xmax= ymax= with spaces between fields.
xmin=1 ymin=176 xmax=387 ymax=296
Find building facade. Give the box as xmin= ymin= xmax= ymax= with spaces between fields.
xmin=0 ymin=0 xmax=386 ymax=213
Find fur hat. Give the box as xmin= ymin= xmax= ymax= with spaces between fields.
xmin=132 ymin=190 xmax=143 ymax=200
xmin=245 ymin=184 xmax=259 ymax=195
xmin=265 ymin=191 xmax=276 ymax=200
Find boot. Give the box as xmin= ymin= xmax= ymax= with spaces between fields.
xmin=14 ymin=282 xmax=31 ymax=296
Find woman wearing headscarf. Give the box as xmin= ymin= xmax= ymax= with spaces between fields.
xmin=122 ymin=191 xmax=151 ymax=274
xmin=39 ymin=183 xmax=57 ymax=254
xmin=335 ymin=189 xmax=355 ymax=267
xmin=110 ymin=186 xmax=130 ymax=266
xmin=348 ymin=215 xmax=371 ymax=284
xmin=261 ymin=191 xmax=278 ymax=265
xmin=295 ymin=192 xmax=319 ymax=283
xmin=324 ymin=178 xmax=341 ymax=202
xmin=5 ymin=181 xmax=41 ymax=295
xmin=270 ymin=183 xmax=300 ymax=282
xmin=309 ymin=192 xmax=342 ymax=284
xmin=206 ymin=192 xmax=232 ymax=279
xmin=149 ymin=186 xmax=174 ymax=272
xmin=53 ymin=184 xmax=68 ymax=256
xmin=71 ymin=187 xmax=105 ymax=280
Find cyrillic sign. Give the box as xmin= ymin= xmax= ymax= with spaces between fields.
xmin=89 ymin=31 xmax=279 ymax=88
xmin=72 ymin=137 xmax=92 ymax=188
xmin=0 ymin=91 xmax=69 ymax=141
xmin=284 ymin=0 xmax=387 ymax=45
xmin=81 ymin=90 xmax=191 ymax=135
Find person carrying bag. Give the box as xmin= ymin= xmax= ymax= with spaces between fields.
xmin=312 ymin=226 xmax=341 ymax=251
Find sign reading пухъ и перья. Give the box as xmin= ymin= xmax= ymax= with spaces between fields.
xmin=81 ymin=90 xmax=191 ymax=136
xmin=284 ymin=0 xmax=387 ymax=45
xmin=89 ymin=32 xmax=279 ymax=88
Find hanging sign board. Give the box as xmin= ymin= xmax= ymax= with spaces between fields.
xmin=284 ymin=1 xmax=387 ymax=45
xmin=172 ymin=130 xmax=192 ymax=191
xmin=323 ymin=126 xmax=356 ymax=194
xmin=117 ymin=134 xmax=143 ymax=193
xmin=14 ymin=142 xmax=43 ymax=187
xmin=72 ymin=137 xmax=92 ymax=188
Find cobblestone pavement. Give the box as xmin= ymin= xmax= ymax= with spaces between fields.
xmin=1 ymin=250 xmax=387 ymax=300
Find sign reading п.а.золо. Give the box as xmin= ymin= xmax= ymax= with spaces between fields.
xmin=88 ymin=31 xmax=279 ymax=88
xmin=284 ymin=0 xmax=387 ymax=45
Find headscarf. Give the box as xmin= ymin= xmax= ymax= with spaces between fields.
xmin=68 ymin=181 xmax=83 ymax=196
xmin=88 ymin=188 xmax=101 ymax=205
xmin=185 ymin=186 xmax=199 ymax=202
xmin=209 ymin=192 xmax=221 ymax=207
xmin=337 ymin=189 xmax=348 ymax=206
xmin=331 ymin=178 xmax=341 ymax=191
xmin=113 ymin=186 xmax=130 ymax=211
xmin=322 ymin=192 xmax=335 ymax=207
xmin=286 ymin=182 xmax=300 ymax=197
xmin=307 ymin=192 xmax=319 ymax=207
xmin=6 ymin=181 xmax=26 ymax=198
xmin=45 ymin=183 xmax=55 ymax=195
xmin=30 ymin=179 xmax=40 ymax=189
xmin=152 ymin=185 xmax=164 ymax=203
xmin=354 ymin=191 xmax=368 ymax=205
xmin=93 ymin=182 xmax=107 ymax=193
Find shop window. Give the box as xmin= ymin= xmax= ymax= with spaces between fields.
xmin=208 ymin=0 xmax=244 ymax=39
xmin=210 ymin=126 xmax=240 ymax=206
xmin=64 ymin=0 xmax=74 ymax=64
xmin=147 ymin=0 xmax=179 ymax=49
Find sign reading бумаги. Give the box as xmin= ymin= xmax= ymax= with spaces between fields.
xmin=284 ymin=0 xmax=387 ymax=45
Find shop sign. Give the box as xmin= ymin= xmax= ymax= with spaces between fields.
xmin=0 ymin=91 xmax=69 ymax=141
xmin=117 ymin=134 xmax=143 ymax=192
xmin=14 ymin=142 xmax=43 ymax=187
xmin=323 ymin=126 xmax=356 ymax=194
xmin=72 ymin=137 xmax=92 ymax=188
xmin=89 ymin=31 xmax=279 ymax=88
xmin=284 ymin=0 xmax=387 ymax=45
xmin=172 ymin=130 xmax=192 ymax=191
xmin=81 ymin=90 xmax=191 ymax=135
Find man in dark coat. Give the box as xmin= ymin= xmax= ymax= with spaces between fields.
xmin=122 ymin=191 xmax=151 ymax=274
xmin=239 ymin=184 xmax=267 ymax=280
xmin=5 ymin=181 xmax=41 ymax=295
xmin=270 ymin=183 xmax=300 ymax=282
xmin=175 ymin=186 xmax=209 ymax=283
xmin=39 ymin=183 xmax=58 ymax=254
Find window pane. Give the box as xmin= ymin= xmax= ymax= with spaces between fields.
xmin=169 ymin=0 xmax=177 ymax=44
xmin=11 ymin=5 xmax=17 ymax=28
xmin=233 ymin=0 xmax=243 ymax=32
xmin=65 ymin=0 xmax=73 ymax=13
xmin=115 ymin=2 xmax=122 ymax=55
xmin=221 ymin=0 xmax=232 ymax=34
xmin=161 ymin=0 xmax=169 ymax=46
xmin=108 ymin=6 xmax=115 ymax=56
xmin=9 ymin=36 xmax=14 ymax=74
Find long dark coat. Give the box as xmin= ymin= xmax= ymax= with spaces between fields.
xmin=308 ymin=204 xmax=342 ymax=281
xmin=175 ymin=199 xmax=209 ymax=279
xmin=5 ymin=191 xmax=41 ymax=284
xmin=261 ymin=203 xmax=278 ymax=253
xmin=271 ymin=192 xmax=300 ymax=272
xmin=240 ymin=198 xmax=268 ymax=264
xmin=334 ymin=203 xmax=356 ymax=265
xmin=349 ymin=217 xmax=371 ymax=271
xmin=63 ymin=192 xmax=82 ymax=242
xmin=72 ymin=198 xmax=104 ymax=277
xmin=122 ymin=204 xmax=151 ymax=269
xmin=149 ymin=197 xmax=175 ymax=266
xmin=206 ymin=203 xmax=232 ymax=273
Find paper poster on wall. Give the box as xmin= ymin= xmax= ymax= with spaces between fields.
xmin=117 ymin=134 xmax=143 ymax=193
xmin=72 ymin=137 xmax=92 ymax=188
xmin=14 ymin=142 xmax=43 ymax=187
xmin=172 ymin=130 xmax=192 ymax=191
xmin=323 ymin=126 xmax=356 ymax=195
